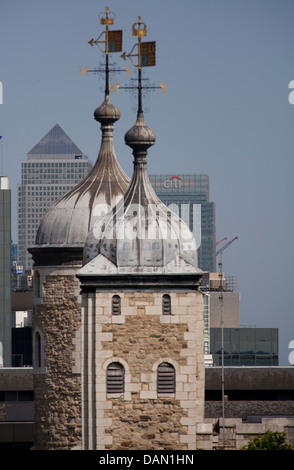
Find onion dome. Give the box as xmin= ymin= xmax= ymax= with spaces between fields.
xmin=32 ymin=95 xmax=130 ymax=249
xmin=94 ymin=95 xmax=121 ymax=123
xmin=83 ymin=111 xmax=201 ymax=274
xmin=124 ymin=111 xmax=156 ymax=149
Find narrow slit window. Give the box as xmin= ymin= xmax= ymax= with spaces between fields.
xmin=157 ymin=362 xmax=175 ymax=394
xmin=112 ymin=295 xmax=121 ymax=315
xmin=107 ymin=362 xmax=124 ymax=394
xmin=35 ymin=331 xmax=41 ymax=368
xmin=162 ymin=294 xmax=171 ymax=315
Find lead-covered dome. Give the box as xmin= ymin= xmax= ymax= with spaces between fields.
xmin=32 ymin=95 xmax=130 ymax=249
xmin=83 ymin=111 xmax=201 ymax=274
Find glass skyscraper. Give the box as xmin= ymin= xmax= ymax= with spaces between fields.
xmin=17 ymin=124 xmax=93 ymax=270
xmin=149 ymin=174 xmax=216 ymax=272
xmin=0 ymin=177 xmax=11 ymax=366
xmin=210 ymin=328 xmax=279 ymax=366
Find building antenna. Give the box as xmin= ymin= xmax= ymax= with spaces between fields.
xmin=216 ymin=235 xmax=239 ymax=449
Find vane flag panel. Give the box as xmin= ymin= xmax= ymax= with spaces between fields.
xmin=121 ymin=16 xmax=156 ymax=68
xmin=88 ymin=7 xmax=122 ymax=55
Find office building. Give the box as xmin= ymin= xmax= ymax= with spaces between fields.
xmin=210 ymin=327 xmax=279 ymax=366
xmin=0 ymin=176 xmax=11 ymax=367
xmin=201 ymin=273 xmax=278 ymax=366
xmin=149 ymin=174 xmax=216 ymax=272
xmin=17 ymin=124 xmax=93 ymax=270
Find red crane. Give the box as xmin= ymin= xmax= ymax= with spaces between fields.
xmin=216 ymin=237 xmax=227 ymax=246
xmin=216 ymin=236 xmax=238 ymax=257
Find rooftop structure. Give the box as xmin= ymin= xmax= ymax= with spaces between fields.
xmin=27 ymin=123 xmax=84 ymax=156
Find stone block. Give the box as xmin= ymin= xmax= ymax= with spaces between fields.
xmin=197 ymin=423 xmax=213 ymax=434
xmin=197 ymin=439 xmax=212 ymax=450
xmin=180 ymin=417 xmax=196 ymax=426
xmin=140 ymin=391 xmax=157 ymax=399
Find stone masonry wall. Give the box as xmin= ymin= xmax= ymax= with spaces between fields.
xmin=33 ymin=275 xmax=82 ymax=450
xmin=82 ymin=290 xmax=205 ymax=450
xmin=205 ymin=400 xmax=294 ymax=420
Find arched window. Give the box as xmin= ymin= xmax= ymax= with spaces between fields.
xmin=157 ymin=362 xmax=175 ymax=394
xmin=112 ymin=295 xmax=121 ymax=315
xmin=107 ymin=362 xmax=125 ymax=394
xmin=162 ymin=294 xmax=171 ymax=315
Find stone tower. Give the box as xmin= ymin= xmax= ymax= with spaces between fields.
xmin=77 ymin=97 xmax=205 ymax=449
xmin=28 ymin=92 xmax=130 ymax=449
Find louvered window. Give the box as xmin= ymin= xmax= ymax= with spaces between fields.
xmin=112 ymin=295 xmax=121 ymax=315
xmin=162 ymin=294 xmax=171 ymax=315
xmin=157 ymin=362 xmax=175 ymax=394
xmin=107 ymin=362 xmax=124 ymax=394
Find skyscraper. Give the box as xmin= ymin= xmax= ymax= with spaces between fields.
xmin=0 ymin=176 xmax=11 ymax=366
xmin=17 ymin=124 xmax=93 ymax=270
xmin=149 ymin=174 xmax=216 ymax=272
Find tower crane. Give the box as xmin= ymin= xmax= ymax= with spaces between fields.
xmin=216 ymin=236 xmax=238 ymax=257
xmin=216 ymin=235 xmax=238 ymax=291
xmin=215 ymin=235 xmax=238 ymax=446
xmin=216 ymin=237 xmax=227 ymax=246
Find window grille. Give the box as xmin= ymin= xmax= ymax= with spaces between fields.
xmin=107 ymin=362 xmax=125 ymax=394
xmin=162 ymin=294 xmax=171 ymax=315
xmin=157 ymin=362 xmax=175 ymax=394
xmin=112 ymin=295 xmax=121 ymax=315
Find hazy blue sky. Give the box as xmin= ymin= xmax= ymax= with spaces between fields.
xmin=1 ymin=0 xmax=294 ymax=364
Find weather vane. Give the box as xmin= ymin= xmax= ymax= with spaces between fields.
xmin=85 ymin=6 xmax=124 ymax=96
xmin=80 ymin=9 xmax=166 ymax=102
xmin=120 ymin=16 xmax=163 ymax=114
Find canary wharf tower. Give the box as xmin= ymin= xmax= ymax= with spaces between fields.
xmin=18 ymin=125 xmax=93 ymax=270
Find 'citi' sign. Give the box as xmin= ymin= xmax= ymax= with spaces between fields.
xmin=163 ymin=176 xmax=182 ymax=189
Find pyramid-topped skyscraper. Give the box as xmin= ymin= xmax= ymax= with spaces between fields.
xmin=18 ymin=123 xmax=92 ymax=270
xmin=27 ymin=123 xmax=84 ymax=156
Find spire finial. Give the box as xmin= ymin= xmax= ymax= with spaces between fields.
xmin=88 ymin=7 xmax=122 ymax=98
xmin=123 ymin=16 xmax=156 ymax=153
xmin=120 ymin=16 xmax=156 ymax=117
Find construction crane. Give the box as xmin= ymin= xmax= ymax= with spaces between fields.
xmin=216 ymin=236 xmax=238 ymax=257
xmin=216 ymin=237 xmax=227 ymax=246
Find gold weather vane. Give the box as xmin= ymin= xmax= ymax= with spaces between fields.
xmin=80 ymin=10 xmax=166 ymax=98
xmin=120 ymin=16 xmax=166 ymax=114
xmin=84 ymin=7 xmax=123 ymax=96
xmin=121 ymin=17 xmax=156 ymax=68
